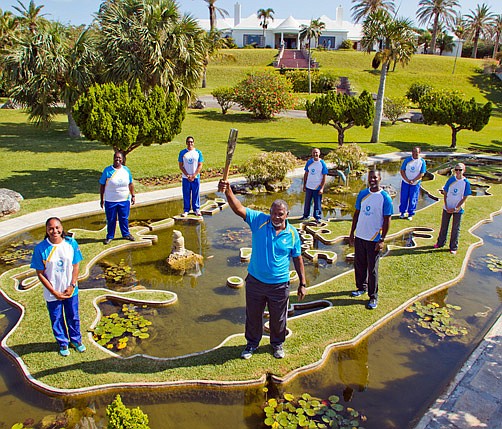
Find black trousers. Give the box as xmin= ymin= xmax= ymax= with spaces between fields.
xmin=245 ymin=274 xmax=289 ymax=348
xmin=354 ymin=237 xmax=381 ymax=300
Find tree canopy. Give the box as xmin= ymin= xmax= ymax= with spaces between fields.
xmin=73 ymin=80 xmax=185 ymax=154
xmin=419 ymin=90 xmax=492 ymax=148
xmin=306 ymin=90 xmax=374 ymax=146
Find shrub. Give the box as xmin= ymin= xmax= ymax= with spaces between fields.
xmin=383 ymin=96 xmax=409 ymax=124
xmin=285 ymin=70 xmax=339 ymax=93
xmin=241 ymin=151 xmax=298 ymax=184
xmin=234 ymin=71 xmax=293 ymax=119
xmin=406 ymin=82 xmax=433 ymax=104
xmin=211 ymin=87 xmax=235 ymax=114
xmin=107 ymin=394 xmax=150 ymax=429
xmin=339 ymin=39 xmax=354 ymax=49
xmin=325 ymin=144 xmax=367 ymax=172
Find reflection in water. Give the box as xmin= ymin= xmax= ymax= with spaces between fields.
xmin=0 ymin=165 xmax=500 ymax=428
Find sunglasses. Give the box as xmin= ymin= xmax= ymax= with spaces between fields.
xmin=454 ymin=168 xmax=463 ymax=171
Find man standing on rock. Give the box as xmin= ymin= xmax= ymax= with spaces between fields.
xmin=399 ymin=146 xmax=426 ymax=221
xmin=218 ymin=179 xmax=307 ymax=360
xmin=301 ymin=148 xmax=328 ymax=224
xmin=178 ymin=136 xmax=203 ymax=217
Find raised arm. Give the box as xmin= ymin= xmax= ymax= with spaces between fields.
xmin=218 ymin=180 xmax=246 ymax=220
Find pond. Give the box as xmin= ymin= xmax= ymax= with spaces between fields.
xmin=0 ymin=160 xmax=500 ymax=428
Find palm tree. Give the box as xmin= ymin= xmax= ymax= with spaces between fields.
xmin=490 ymin=14 xmax=502 ymax=59
xmin=351 ymin=0 xmax=395 ymax=24
xmin=465 ymin=3 xmax=496 ymax=58
xmin=436 ymin=31 xmax=455 ymax=54
xmin=3 ymin=21 xmax=99 ymax=135
xmin=0 ymin=9 xmax=20 ymax=50
xmin=201 ymin=29 xmax=235 ymax=88
xmin=451 ymin=12 xmax=466 ymax=73
xmin=12 ymin=0 xmax=46 ymax=34
xmin=416 ymin=0 xmax=459 ymax=55
xmin=299 ymin=18 xmax=325 ymax=94
xmin=204 ymin=0 xmax=229 ymax=32
xmin=361 ymin=10 xmax=416 ymax=142
xmin=416 ymin=28 xmax=432 ymax=53
xmin=257 ymin=8 xmax=274 ymax=42
xmin=98 ymin=0 xmax=207 ymax=103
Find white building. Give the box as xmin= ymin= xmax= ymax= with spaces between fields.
xmin=197 ymin=3 xmax=363 ymax=50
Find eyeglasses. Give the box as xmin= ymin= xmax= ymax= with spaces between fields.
xmin=454 ymin=168 xmax=463 ymax=171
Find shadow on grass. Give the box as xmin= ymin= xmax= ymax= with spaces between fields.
xmin=237 ymin=136 xmax=333 ymax=158
xmin=0 ymin=121 xmax=105 ymax=153
xmin=0 ymin=168 xmax=98 ymax=199
xmin=191 ymin=109 xmax=281 ymax=124
xmin=468 ymin=73 xmax=502 ymax=112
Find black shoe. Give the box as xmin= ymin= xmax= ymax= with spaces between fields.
xmin=299 ymin=216 xmax=309 ymax=221
xmin=125 ymin=235 xmax=135 ymax=241
xmin=367 ymin=298 xmax=378 ymax=309
xmin=241 ymin=345 xmax=257 ymax=359
xmin=103 ymin=238 xmax=112 ymax=245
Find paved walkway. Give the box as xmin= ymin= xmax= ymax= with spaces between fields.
xmin=0 ymin=151 xmax=501 ymax=426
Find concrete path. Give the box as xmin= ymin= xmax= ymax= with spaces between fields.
xmin=0 ymin=151 xmax=500 ymax=427
xmin=414 ymin=315 xmax=502 ymax=429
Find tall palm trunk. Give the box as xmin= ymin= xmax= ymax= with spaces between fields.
xmin=429 ymin=14 xmax=439 ymax=54
xmin=371 ymin=60 xmax=388 ymax=143
xmin=66 ymin=107 xmax=81 ymax=138
xmin=471 ymin=30 xmax=480 ymax=58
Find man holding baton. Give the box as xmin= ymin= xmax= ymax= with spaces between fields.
xmin=218 ymin=179 xmax=307 ymax=360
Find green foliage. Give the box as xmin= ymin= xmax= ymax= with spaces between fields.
xmin=338 ymin=39 xmax=354 ymax=50
xmin=107 ymin=394 xmax=150 ymax=429
xmin=263 ymin=392 xmax=366 ymax=428
xmin=234 ymin=70 xmax=293 ymax=119
xmin=325 ymin=144 xmax=367 ymax=171
xmin=0 ymin=240 xmax=33 ymax=265
xmin=482 ymin=253 xmax=502 ymax=272
xmin=241 ymin=151 xmax=298 ymax=184
xmin=92 ymin=304 xmax=152 ymax=351
xmin=406 ymin=82 xmax=433 ymax=104
xmin=285 ymin=70 xmax=339 ymax=93
xmin=97 ymin=259 xmax=137 ymax=286
xmin=73 ymin=80 xmax=185 ymax=153
xmin=306 ymin=90 xmax=374 ymax=146
xmin=383 ymin=96 xmax=409 ymax=124
xmin=211 ymin=87 xmax=235 ymax=114
xmin=406 ymin=301 xmax=468 ymax=339
xmin=419 ymin=90 xmax=492 ymax=148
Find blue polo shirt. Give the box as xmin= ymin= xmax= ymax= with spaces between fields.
xmin=245 ymin=208 xmax=301 ymax=284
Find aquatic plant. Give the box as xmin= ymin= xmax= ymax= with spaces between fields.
xmin=406 ymin=302 xmax=468 ymax=339
xmin=92 ymin=304 xmax=152 ymax=351
xmin=0 ymin=240 xmax=33 ymax=265
xmin=263 ymin=392 xmax=366 ymax=428
xmin=483 ymin=253 xmax=501 ymax=272
xmin=107 ymin=394 xmax=150 ymax=429
xmin=97 ymin=259 xmax=137 ymax=285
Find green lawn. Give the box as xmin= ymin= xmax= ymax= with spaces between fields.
xmin=0 ymin=49 xmax=500 ymax=218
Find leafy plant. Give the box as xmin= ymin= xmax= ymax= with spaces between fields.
xmin=338 ymin=39 xmax=354 ymax=49
xmin=263 ymin=392 xmax=366 ymax=428
xmin=92 ymin=304 xmax=152 ymax=351
xmin=325 ymin=144 xmax=367 ymax=172
xmin=284 ymin=70 xmax=339 ymax=93
xmin=211 ymin=87 xmax=235 ymax=114
xmin=406 ymin=302 xmax=468 ymax=339
xmin=241 ymin=151 xmax=298 ymax=185
xmin=482 ymin=253 xmax=502 ymax=272
xmin=0 ymin=240 xmax=33 ymax=265
xmin=107 ymin=394 xmax=150 ymax=429
xmin=234 ymin=70 xmax=293 ymax=119
xmin=405 ymin=82 xmax=433 ymax=104
xmin=97 ymin=259 xmax=137 ymax=286
xmin=383 ymin=97 xmax=409 ymax=124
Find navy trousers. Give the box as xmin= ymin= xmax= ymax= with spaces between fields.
xmin=245 ymin=274 xmax=289 ymax=348
xmin=436 ymin=210 xmax=463 ymax=251
xmin=303 ymin=187 xmax=323 ymax=220
xmin=399 ymin=181 xmax=420 ymax=216
xmin=182 ymin=178 xmax=201 ymax=213
xmin=354 ymin=237 xmax=381 ymax=300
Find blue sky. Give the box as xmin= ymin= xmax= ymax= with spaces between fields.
xmin=1 ymin=0 xmax=500 ymax=27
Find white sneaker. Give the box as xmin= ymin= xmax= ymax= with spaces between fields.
xmin=181 ymin=212 xmax=188 ymax=217
xmin=408 ymin=216 xmax=413 ymax=221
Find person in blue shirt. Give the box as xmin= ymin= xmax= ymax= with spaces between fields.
xmin=99 ymin=151 xmax=135 ymax=244
xmin=349 ymin=170 xmax=393 ymax=310
xmin=399 ymin=146 xmax=427 ymax=221
xmin=218 ymin=179 xmax=307 ymax=360
xmin=30 ymin=217 xmax=86 ymax=356
xmin=178 ymin=136 xmax=204 ymax=216
xmin=301 ymin=148 xmax=329 ymax=224
xmin=434 ymin=163 xmax=472 ymax=255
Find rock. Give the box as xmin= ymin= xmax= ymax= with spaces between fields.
xmin=190 ymin=99 xmax=206 ymax=109
xmin=0 ymin=188 xmax=23 ymax=217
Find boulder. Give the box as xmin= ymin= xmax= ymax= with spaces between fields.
xmin=0 ymin=188 xmax=23 ymax=217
